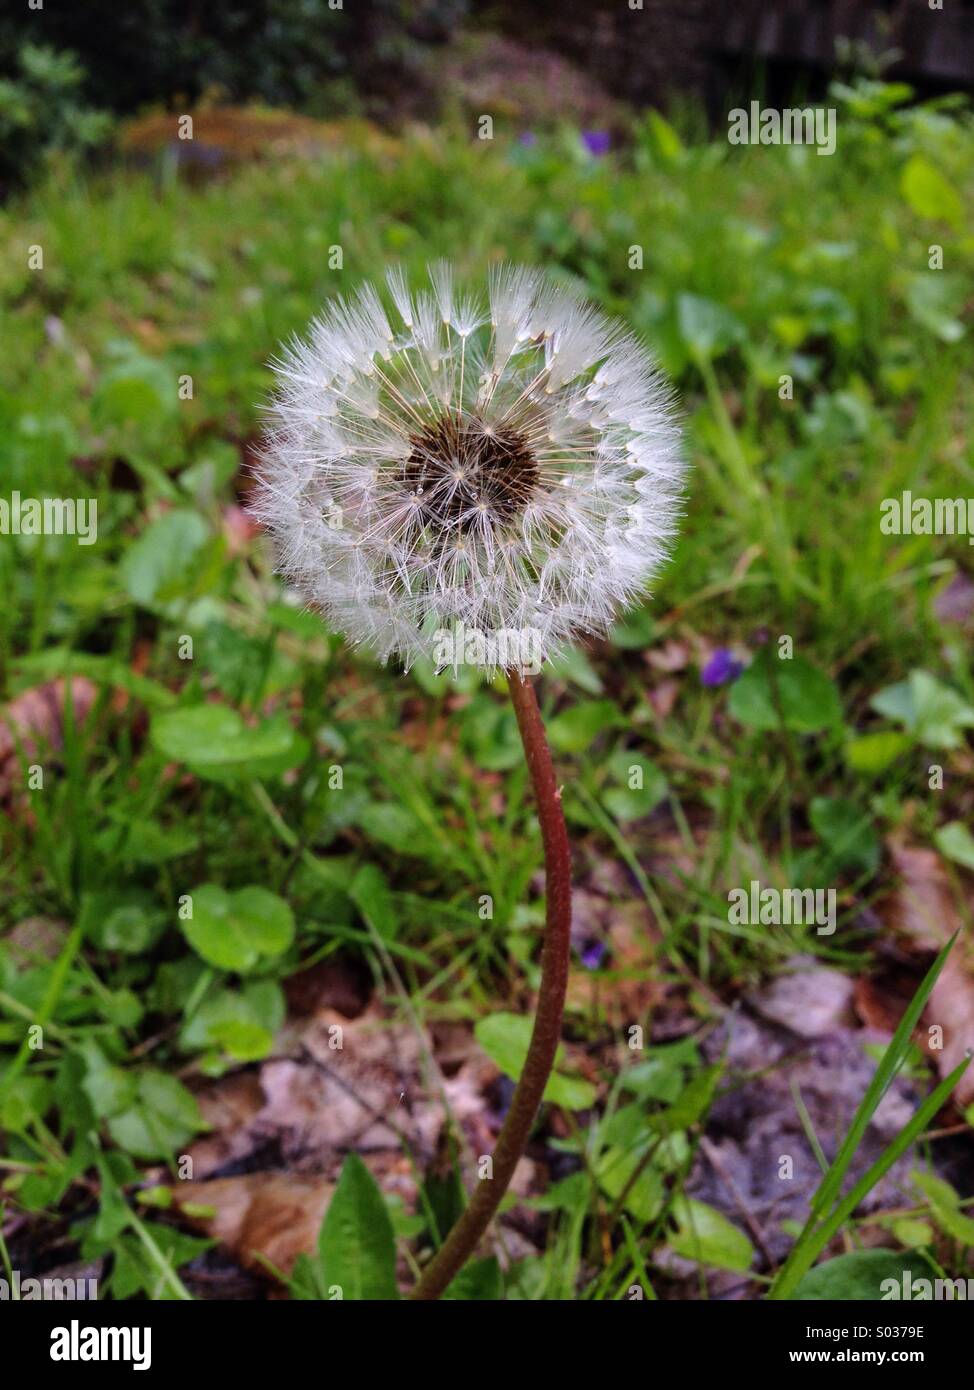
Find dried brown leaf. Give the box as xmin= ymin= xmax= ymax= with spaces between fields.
xmin=885 ymin=840 xmax=974 ymax=1104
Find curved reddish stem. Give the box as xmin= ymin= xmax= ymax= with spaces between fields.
xmin=410 ymin=669 xmax=572 ymax=1300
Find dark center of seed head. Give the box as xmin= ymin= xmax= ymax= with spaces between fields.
xmin=403 ymin=415 xmax=538 ymax=529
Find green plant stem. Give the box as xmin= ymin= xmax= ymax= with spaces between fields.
xmin=410 ymin=668 xmax=572 ymax=1300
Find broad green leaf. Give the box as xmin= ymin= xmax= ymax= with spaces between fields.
xmin=596 ymin=1146 xmax=663 ymax=1222
xmin=934 ymin=821 xmax=974 ymax=871
xmin=794 ymin=1249 xmax=933 ymax=1300
xmin=621 ymin=1039 xmax=700 ymax=1102
xmin=547 ymin=645 xmax=604 ymax=695
xmin=410 ymin=656 xmax=482 ymax=697
xmin=544 ymin=1070 xmax=598 ymax=1111
xmin=180 ymin=980 xmax=284 ymax=1058
xmin=110 ymin=1222 xmax=210 ymax=1301
xmin=349 ymin=862 xmax=397 ymax=939
xmin=98 ymin=989 xmax=144 ymax=1029
xmin=151 ymin=704 xmax=309 ymax=781
xmin=891 ymin=1217 xmax=934 ymax=1248
xmin=120 ymin=510 xmax=209 ymax=607
xmin=911 ymin=1169 xmax=974 ymax=1245
xmin=809 ymin=796 xmax=880 ymax=874
xmin=265 ymin=602 xmax=332 ymax=642
xmin=610 ymin=607 xmax=656 ymax=650
xmin=80 ymin=890 xmax=167 ymax=954
xmin=198 ymin=620 xmax=296 ymax=701
xmin=1 ymin=1075 xmax=51 ymax=1132
xmin=443 ymin=1256 xmax=502 ymax=1300
xmin=845 ymin=730 xmax=911 ymax=773
xmin=547 ymin=699 xmax=625 ymax=753
xmin=107 ymin=1070 xmax=204 ymax=1160
xmin=526 ymin=1171 xmax=590 ymax=1214
xmin=182 ymin=884 xmax=294 ymax=972
xmin=98 ymin=817 xmax=198 ymax=866
xmin=904 ymin=272 xmax=966 ymax=343
xmin=474 ymin=1013 xmax=596 ymax=1110
xmin=644 ymin=109 xmax=685 ymax=165
xmin=871 ymin=670 xmax=974 ymax=749
xmin=357 ymin=803 xmax=426 ymax=855
xmin=602 ymin=751 xmax=668 ymax=822
xmin=207 ymin=1020 xmax=274 ymax=1062
xmin=318 ymin=1153 xmax=399 ymax=1300
xmin=80 ymin=1041 xmax=137 ymax=1119
xmin=900 ymin=155 xmax=963 ymax=228
xmin=669 ymin=1198 xmax=753 ymax=1272
xmin=676 ymin=293 xmax=745 ymax=360
xmin=729 ymin=649 xmax=842 ymax=733
xmin=461 ymin=696 xmax=523 ymax=771
xmin=179 ymin=442 xmax=241 ymax=500
xmin=92 ymin=353 xmax=177 ymax=429
xmin=648 ymin=1066 xmax=722 ymax=1136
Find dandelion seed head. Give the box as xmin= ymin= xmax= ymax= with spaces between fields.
xmin=252 ymin=264 xmax=684 ymax=674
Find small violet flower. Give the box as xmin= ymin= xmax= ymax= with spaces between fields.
xmin=581 ymin=130 xmax=610 ymax=157
xmin=701 ymin=648 xmax=744 ymax=687
xmin=580 ymin=940 xmax=606 ymax=970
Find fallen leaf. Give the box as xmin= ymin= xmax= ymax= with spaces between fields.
xmin=0 ymin=677 xmax=97 ymax=763
xmin=934 ymin=571 xmax=974 ymax=626
xmin=172 ymin=1173 xmax=335 ymax=1276
xmin=749 ymin=959 xmax=856 ymax=1039
xmin=186 ymin=1072 xmax=268 ymax=1181
xmin=884 ymin=840 xmax=974 ymax=1104
xmin=4 ymin=917 xmax=69 ymax=966
xmin=648 ymin=678 xmax=681 ymax=719
xmin=646 ymin=640 xmax=690 ymax=673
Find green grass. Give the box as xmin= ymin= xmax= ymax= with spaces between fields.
xmin=0 ymin=79 xmax=973 ymax=1299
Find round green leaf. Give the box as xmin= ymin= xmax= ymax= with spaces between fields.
xmin=603 ymin=751 xmax=668 ymax=821
xmin=182 ymin=884 xmax=294 ymax=972
xmin=729 ymin=650 xmax=842 ymax=733
xmin=475 ymin=1012 xmax=595 ymax=1110
xmin=107 ymin=1070 xmax=203 ymax=1160
xmin=669 ymin=1197 xmax=754 ymax=1272
xmin=151 ymin=704 xmax=309 ymax=782
xmin=548 ymin=699 xmax=626 ymax=754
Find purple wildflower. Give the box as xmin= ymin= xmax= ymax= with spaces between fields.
xmin=580 ymin=940 xmax=606 ymax=970
xmin=701 ymin=648 xmax=744 ymax=687
xmin=581 ymin=130 xmax=610 ymax=157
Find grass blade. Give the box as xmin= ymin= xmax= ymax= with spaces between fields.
xmin=809 ymin=932 xmax=956 ymax=1221
xmin=769 ymin=1053 xmax=971 ymax=1300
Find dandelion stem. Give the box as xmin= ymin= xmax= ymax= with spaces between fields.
xmin=410 ymin=668 xmax=572 ymax=1300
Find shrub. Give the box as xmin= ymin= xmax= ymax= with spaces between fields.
xmin=0 ymin=44 xmax=112 ymax=193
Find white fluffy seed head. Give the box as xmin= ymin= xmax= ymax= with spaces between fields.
xmin=252 ymin=264 xmax=685 ymax=675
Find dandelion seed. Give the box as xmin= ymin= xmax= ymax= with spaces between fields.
xmin=252 ymin=264 xmax=684 ymax=674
